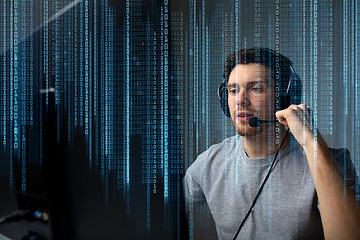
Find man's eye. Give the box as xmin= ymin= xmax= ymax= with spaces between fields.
xmin=229 ymin=89 xmax=239 ymax=94
xmin=252 ymin=87 xmax=263 ymax=92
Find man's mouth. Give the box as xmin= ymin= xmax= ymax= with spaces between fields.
xmin=236 ymin=112 xmax=254 ymax=121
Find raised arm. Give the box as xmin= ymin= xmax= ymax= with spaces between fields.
xmin=275 ymin=104 xmax=360 ymax=240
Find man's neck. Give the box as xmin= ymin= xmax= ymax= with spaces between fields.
xmin=242 ymin=126 xmax=290 ymax=159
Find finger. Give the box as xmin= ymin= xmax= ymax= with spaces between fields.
xmin=295 ymin=104 xmax=310 ymax=116
xmin=275 ymin=111 xmax=289 ymax=127
xmin=299 ymin=105 xmax=311 ymax=121
xmin=275 ymin=109 xmax=286 ymax=119
xmin=304 ymin=106 xmax=311 ymax=118
xmin=289 ymin=105 xmax=302 ymax=116
xmin=298 ymin=104 xmax=311 ymax=116
xmin=290 ymin=105 xmax=301 ymax=111
xmin=297 ymin=104 xmax=307 ymax=110
xmin=289 ymin=105 xmax=302 ymax=118
xmin=296 ymin=104 xmax=307 ymax=117
xmin=298 ymin=104 xmax=306 ymax=109
xmin=277 ymin=116 xmax=289 ymax=127
xmin=298 ymin=106 xmax=309 ymax=122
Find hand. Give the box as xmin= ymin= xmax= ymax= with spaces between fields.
xmin=275 ymin=104 xmax=315 ymax=148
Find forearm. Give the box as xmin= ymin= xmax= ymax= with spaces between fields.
xmin=304 ymin=133 xmax=360 ymax=240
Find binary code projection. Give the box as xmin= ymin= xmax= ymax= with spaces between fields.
xmin=1 ymin=0 xmax=360 ymax=239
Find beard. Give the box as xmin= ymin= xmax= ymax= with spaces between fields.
xmin=233 ymin=120 xmax=283 ymax=143
xmin=231 ymin=109 xmax=277 ymax=137
xmin=232 ymin=115 xmax=284 ymax=137
xmin=233 ymin=120 xmax=263 ymax=136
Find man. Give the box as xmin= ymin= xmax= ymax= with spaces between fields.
xmin=184 ymin=48 xmax=359 ymax=239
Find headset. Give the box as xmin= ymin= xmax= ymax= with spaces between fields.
xmin=216 ymin=48 xmax=302 ymax=239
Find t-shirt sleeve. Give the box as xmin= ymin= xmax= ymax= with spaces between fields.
xmin=183 ymin=167 xmax=206 ymax=205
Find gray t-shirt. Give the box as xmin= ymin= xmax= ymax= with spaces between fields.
xmin=184 ymin=134 xmax=356 ymax=240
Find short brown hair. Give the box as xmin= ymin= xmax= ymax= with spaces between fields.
xmin=224 ymin=48 xmax=302 ymax=103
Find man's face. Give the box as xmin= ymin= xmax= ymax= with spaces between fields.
xmin=227 ymin=63 xmax=276 ymax=136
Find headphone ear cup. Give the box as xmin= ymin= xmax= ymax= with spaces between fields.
xmin=279 ymin=70 xmax=302 ymax=110
xmin=218 ymin=82 xmax=231 ymax=118
xmin=289 ymin=72 xmax=302 ymax=105
xmin=279 ymin=94 xmax=290 ymax=110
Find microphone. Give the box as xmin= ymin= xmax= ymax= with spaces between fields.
xmin=248 ymin=117 xmax=278 ymax=127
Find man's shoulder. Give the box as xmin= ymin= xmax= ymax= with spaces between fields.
xmin=187 ymin=135 xmax=241 ymax=173
xmin=184 ymin=135 xmax=240 ymax=189
xmin=197 ymin=135 xmax=240 ymax=161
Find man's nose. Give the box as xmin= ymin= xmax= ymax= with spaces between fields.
xmin=235 ymin=90 xmax=250 ymax=107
